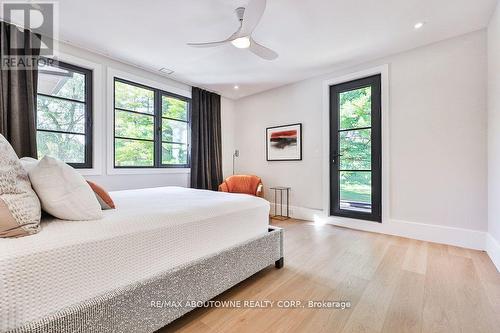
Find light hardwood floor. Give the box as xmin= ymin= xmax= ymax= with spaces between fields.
xmin=158 ymin=219 xmax=500 ymax=333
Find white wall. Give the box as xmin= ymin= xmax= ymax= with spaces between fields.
xmin=487 ymin=1 xmax=500 ymax=269
xmin=54 ymin=41 xmax=235 ymax=191
xmin=234 ymin=77 xmax=324 ymax=212
xmin=234 ymin=31 xmax=488 ymax=233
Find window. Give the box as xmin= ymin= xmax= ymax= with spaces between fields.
xmin=113 ymin=78 xmax=190 ymax=168
xmin=330 ymin=75 xmax=382 ymax=222
xmin=36 ymin=60 xmax=93 ymax=168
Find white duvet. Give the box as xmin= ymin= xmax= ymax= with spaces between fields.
xmin=0 ymin=187 xmax=269 ymax=331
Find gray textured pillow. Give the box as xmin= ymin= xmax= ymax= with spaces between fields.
xmin=0 ymin=135 xmax=41 ymax=237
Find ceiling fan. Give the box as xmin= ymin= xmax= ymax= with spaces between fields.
xmin=187 ymin=0 xmax=278 ymax=60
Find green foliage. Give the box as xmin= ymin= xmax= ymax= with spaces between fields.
xmin=115 ymin=111 xmax=154 ymax=140
xmin=37 ymin=96 xmax=85 ymax=133
xmin=114 ymin=81 xmax=155 ymax=166
xmin=161 ymin=98 xmax=189 ymax=165
xmin=162 ymin=143 xmax=187 ymax=165
xmin=162 ymin=119 xmax=187 ymax=143
xmin=37 ymin=72 xmax=190 ymax=166
xmin=340 ymin=129 xmax=371 ymax=170
xmin=340 ymin=172 xmax=371 ymax=204
xmin=53 ymin=72 xmax=85 ymax=101
xmin=162 ymin=96 xmax=187 ymax=120
xmin=339 ymin=87 xmax=371 ymax=129
xmin=338 ymin=87 xmax=372 ymax=204
xmin=115 ymin=81 xmax=154 ymax=114
xmin=113 ymin=82 xmax=189 ymax=166
xmin=36 ymin=72 xmax=86 ymax=163
xmin=37 ymin=131 xmax=85 ymax=163
xmin=115 ymin=139 xmax=154 ymax=166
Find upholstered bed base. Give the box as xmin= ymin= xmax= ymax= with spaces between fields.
xmin=7 ymin=226 xmax=284 ymax=333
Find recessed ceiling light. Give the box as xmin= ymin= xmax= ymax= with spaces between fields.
xmin=231 ymin=37 xmax=250 ymax=49
xmin=414 ymin=22 xmax=424 ymax=30
xmin=234 ymin=85 xmax=239 ymax=90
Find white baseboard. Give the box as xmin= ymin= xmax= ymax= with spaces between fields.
xmin=270 ymin=204 xmax=320 ymax=221
xmin=273 ymin=204 xmax=488 ymax=252
xmin=324 ymin=217 xmax=486 ymax=251
xmin=486 ymin=234 xmax=500 ymax=272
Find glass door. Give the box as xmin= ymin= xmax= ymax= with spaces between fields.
xmin=329 ymin=75 xmax=381 ymax=222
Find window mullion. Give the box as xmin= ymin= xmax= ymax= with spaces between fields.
xmin=85 ymin=68 xmax=93 ymax=169
xmin=154 ymin=89 xmax=161 ymax=168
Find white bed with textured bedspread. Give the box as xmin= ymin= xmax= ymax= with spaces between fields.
xmin=0 ymin=187 xmax=270 ymax=332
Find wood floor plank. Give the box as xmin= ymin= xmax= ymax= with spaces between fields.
xmin=198 ymin=268 xmax=297 ymax=330
xmin=157 ymin=220 xmax=500 ymax=333
xmin=214 ymin=273 xmax=324 ymax=333
xmin=341 ymin=244 xmax=408 ymax=333
xmin=292 ymin=274 xmax=370 ymax=333
xmin=260 ymin=278 xmax=336 ymax=333
xmin=382 ymin=270 xmax=425 ymax=333
xmin=447 ymin=244 xmax=472 ymax=258
xmin=422 ymin=243 xmax=462 ymax=333
xmin=449 ymin=255 xmax=499 ymax=332
xmin=157 ymin=313 xmax=212 ymax=333
xmin=470 ymin=250 xmax=500 ymax=315
xmin=402 ymin=239 xmax=428 ymax=275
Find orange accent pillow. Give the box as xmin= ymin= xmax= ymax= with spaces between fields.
xmin=87 ymin=181 xmax=115 ymax=210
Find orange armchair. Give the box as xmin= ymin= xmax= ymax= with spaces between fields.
xmin=219 ymin=175 xmax=264 ymax=197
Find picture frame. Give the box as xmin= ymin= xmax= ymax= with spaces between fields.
xmin=266 ymin=123 xmax=302 ymax=161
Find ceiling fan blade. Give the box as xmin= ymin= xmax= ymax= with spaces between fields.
xmin=187 ymin=24 xmax=242 ymax=48
xmin=240 ymin=0 xmax=267 ymax=36
xmin=187 ymin=40 xmax=231 ymax=48
xmin=249 ymin=38 xmax=278 ymax=60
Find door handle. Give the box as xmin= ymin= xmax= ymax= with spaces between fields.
xmin=332 ymin=153 xmax=342 ymax=164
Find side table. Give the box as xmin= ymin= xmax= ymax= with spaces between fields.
xmin=270 ymin=186 xmax=291 ymax=220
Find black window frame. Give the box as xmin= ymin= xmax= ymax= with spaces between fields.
xmin=36 ymin=59 xmax=93 ymax=169
xmin=113 ymin=77 xmax=191 ymax=169
xmin=329 ymin=74 xmax=382 ymax=222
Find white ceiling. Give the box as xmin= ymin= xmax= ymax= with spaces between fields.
xmin=54 ymin=0 xmax=496 ymax=99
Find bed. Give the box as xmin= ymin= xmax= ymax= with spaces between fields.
xmin=0 ymin=187 xmax=284 ymax=333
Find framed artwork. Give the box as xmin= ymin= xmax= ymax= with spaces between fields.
xmin=266 ymin=123 xmax=302 ymax=161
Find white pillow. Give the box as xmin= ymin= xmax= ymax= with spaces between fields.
xmin=29 ymin=156 xmax=102 ymax=221
xmin=20 ymin=157 xmax=39 ymax=173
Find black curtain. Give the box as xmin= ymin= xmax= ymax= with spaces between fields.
xmin=190 ymin=87 xmax=223 ymax=190
xmin=0 ymin=21 xmax=41 ymax=158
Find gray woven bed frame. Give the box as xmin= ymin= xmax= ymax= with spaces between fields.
xmin=7 ymin=226 xmax=284 ymax=333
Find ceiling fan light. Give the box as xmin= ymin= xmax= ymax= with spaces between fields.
xmin=414 ymin=22 xmax=424 ymax=30
xmin=231 ymin=37 xmax=251 ymax=49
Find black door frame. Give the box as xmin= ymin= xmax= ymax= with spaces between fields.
xmin=329 ymin=74 xmax=382 ymax=222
